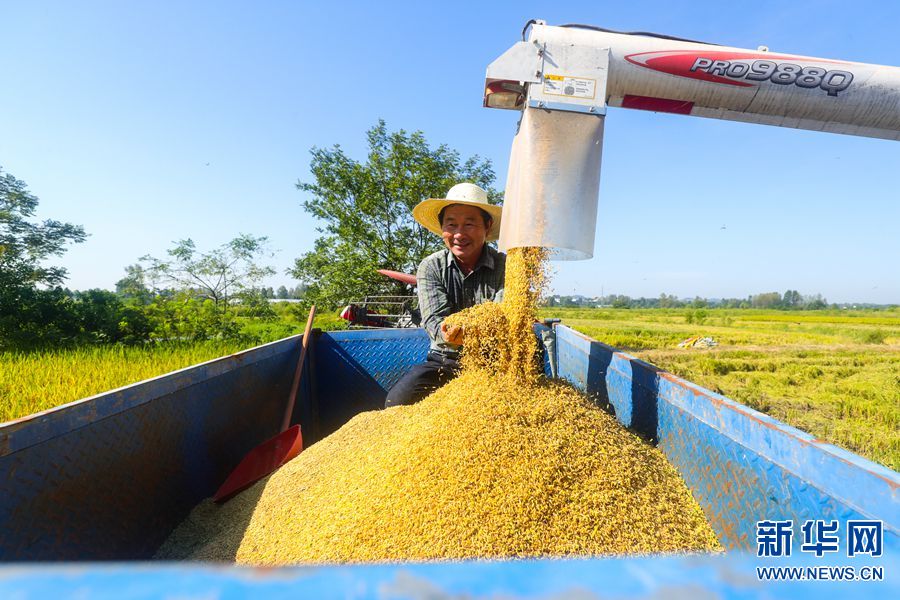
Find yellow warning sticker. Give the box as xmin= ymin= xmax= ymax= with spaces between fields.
xmin=543 ymin=75 xmax=596 ymax=99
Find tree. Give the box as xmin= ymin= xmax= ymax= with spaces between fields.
xmin=276 ymin=285 xmax=289 ymax=299
xmin=803 ymin=293 xmax=828 ymax=310
xmin=235 ymin=289 xmax=278 ymax=321
xmin=74 ymin=289 xmax=152 ymax=343
xmin=0 ymin=166 xmax=87 ymax=289
xmin=141 ymin=234 xmax=275 ymax=311
xmin=290 ymin=284 xmax=307 ymax=299
xmin=1 ymin=166 xmax=87 ymax=348
xmin=611 ymin=295 xmax=632 ymax=309
xmin=144 ymin=291 xmax=241 ymax=341
xmin=291 ymin=120 xmax=500 ymax=308
xmin=783 ymin=289 xmax=802 ymax=309
xmin=116 ymin=264 xmax=153 ymax=305
xmin=690 ymin=296 xmax=708 ymax=308
xmin=752 ymin=292 xmax=782 ymax=309
xmin=658 ymin=293 xmax=682 ymax=308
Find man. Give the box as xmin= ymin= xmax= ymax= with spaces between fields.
xmin=384 ymin=183 xmax=504 ymax=408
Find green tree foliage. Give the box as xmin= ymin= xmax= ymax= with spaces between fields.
xmin=0 ymin=167 xmax=87 ymax=348
xmin=751 ymin=292 xmax=783 ymax=309
xmin=73 ymin=289 xmax=153 ymax=343
xmin=610 ymin=295 xmax=631 ymax=309
xmin=658 ymin=293 xmax=683 ymax=308
xmin=0 ymin=166 xmax=87 ymax=288
xmin=289 ymin=284 xmax=307 ymax=299
xmin=132 ymin=236 xmax=277 ymax=342
xmin=144 ymin=291 xmax=241 ymax=341
xmin=235 ymin=289 xmax=278 ymax=321
xmin=115 ymin=264 xmax=153 ymax=305
xmin=803 ymin=293 xmax=828 ymax=310
xmin=783 ymin=289 xmax=802 ymax=308
xmin=291 ymin=120 xmax=500 ymax=308
xmin=141 ymin=235 xmax=276 ymax=311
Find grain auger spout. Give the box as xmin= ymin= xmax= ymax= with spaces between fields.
xmin=486 ymin=20 xmax=900 ymax=259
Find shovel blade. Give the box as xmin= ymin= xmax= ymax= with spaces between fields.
xmin=213 ymin=425 xmax=303 ymax=503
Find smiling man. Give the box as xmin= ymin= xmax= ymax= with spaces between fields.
xmin=384 ymin=183 xmax=504 ymax=408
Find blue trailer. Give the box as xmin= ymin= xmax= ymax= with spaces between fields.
xmin=1 ymin=325 xmax=897 ymax=598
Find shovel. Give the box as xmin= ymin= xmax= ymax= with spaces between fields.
xmin=213 ymin=305 xmax=317 ymax=502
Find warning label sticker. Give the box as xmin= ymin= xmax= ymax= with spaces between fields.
xmin=543 ymin=74 xmax=596 ymax=99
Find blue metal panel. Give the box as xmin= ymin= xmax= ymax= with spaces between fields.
xmin=3 ymin=320 xmax=897 ymax=590
xmin=0 ymin=336 xmax=305 ymax=561
xmin=310 ymin=326 xmax=553 ymax=443
xmin=311 ymin=328 xmax=431 ymax=442
xmin=1 ymin=553 xmax=896 ymax=598
xmin=554 ymin=324 xmax=900 ymax=553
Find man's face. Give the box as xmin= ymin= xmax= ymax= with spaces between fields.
xmin=441 ymin=204 xmax=492 ymax=265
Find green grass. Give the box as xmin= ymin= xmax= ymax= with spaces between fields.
xmin=540 ymin=308 xmax=900 ymax=470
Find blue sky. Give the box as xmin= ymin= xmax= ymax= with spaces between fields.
xmin=2 ymin=0 xmax=898 ymax=304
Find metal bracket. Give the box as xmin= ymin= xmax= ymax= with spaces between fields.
xmin=485 ymin=40 xmax=544 ymax=85
xmin=541 ymin=324 xmax=559 ymax=378
xmin=527 ymin=99 xmax=607 ymax=115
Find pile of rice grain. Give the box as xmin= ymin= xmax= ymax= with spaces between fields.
xmin=156 ymin=247 xmax=721 ymax=564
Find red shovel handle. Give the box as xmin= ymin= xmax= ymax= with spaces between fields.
xmin=280 ymin=305 xmax=316 ymax=432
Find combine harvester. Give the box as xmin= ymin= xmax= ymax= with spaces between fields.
xmin=1 ymin=21 xmax=898 ymax=597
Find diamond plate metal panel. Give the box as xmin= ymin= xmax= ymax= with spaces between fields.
xmin=554 ymin=324 xmax=899 ymax=553
xmin=659 ymin=400 xmax=875 ymax=553
xmin=0 ymin=337 xmax=303 ymax=561
xmin=312 ymin=329 xmax=431 ymax=442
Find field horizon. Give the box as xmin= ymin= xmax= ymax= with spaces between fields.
xmin=2 ymin=306 xmax=897 ymax=470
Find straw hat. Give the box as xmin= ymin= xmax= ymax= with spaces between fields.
xmin=412 ymin=183 xmax=503 ymax=242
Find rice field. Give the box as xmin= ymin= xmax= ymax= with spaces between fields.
xmin=3 ymin=307 xmax=897 ymax=470
xmin=541 ymin=307 xmax=900 ymax=470
xmin=0 ymin=342 xmax=247 ymax=423
xmin=0 ymin=304 xmax=342 ymax=424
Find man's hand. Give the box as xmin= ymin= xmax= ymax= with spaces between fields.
xmin=441 ymin=322 xmax=464 ymax=345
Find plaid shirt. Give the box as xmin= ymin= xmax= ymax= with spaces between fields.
xmin=417 ymin=245 xmax=506 ymax=356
